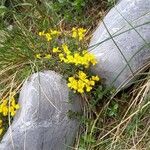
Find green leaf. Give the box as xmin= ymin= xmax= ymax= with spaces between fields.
xmin=14 ymin=3 xmax=33 ymax=7
xmin=0 ymin=6 xmax=7 ymax=16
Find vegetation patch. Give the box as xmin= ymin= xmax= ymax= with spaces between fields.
xmin=0 ymin=0 xmax=150 ymax=150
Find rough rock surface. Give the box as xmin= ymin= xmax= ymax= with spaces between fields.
xmin=0 ymin=71 xmax=82 ymax=150
xmin=89 ymin=0 xmax=150 ymax=88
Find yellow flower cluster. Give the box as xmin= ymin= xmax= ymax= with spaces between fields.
xmin=52 ymin=47 xmax=60 ymax=53
xmin=0 ymin=120 xmax=3 ymax=135
xmin=72 ymin=27 xmax=87 ymax=41
xmin=39 ymin=29 xmax=61 ymax=41
xmin=67 ymin=71 xmax=100 ymax=93
xmin=0 ymin=96 xmax=20 ymax=117
xmin=35 ymin=54 xmax=51 ymax=59
xmin=53 ymin=44 xmax=97 ymax=68
xmin=37 ymin=27 xmax=100 ymax=94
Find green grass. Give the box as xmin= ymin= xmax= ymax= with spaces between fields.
xmin=0 ymin=0 xmax=150 ymax=150
xmin=77 ymin=80 xmax=150 ymax=149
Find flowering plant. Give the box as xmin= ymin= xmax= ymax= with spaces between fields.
xmin=35 ymin=27 xmax=100 ymax=93
xmin=0 ymin=26 xmax=100 ymax=137
xmin=0 ymin=92 xmax=20 ymax=135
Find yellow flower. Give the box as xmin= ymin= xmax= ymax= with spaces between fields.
xmin=72 ymin=27 xmax=78 ymax=38
xmin=91 ymin=59 xmax=97 ymax=66
xmin=72 ymin=27 xmax=86 ymax=41
xmin=35 ymin=54 xmax=41 ymax=59
xmin=0 ymin=103 xmax=4 ymax=113
xmin=9 ymin=106 xmax=16 ymax=117
xmin=45 ymin=33 xmax=52 ymax=41
xmin=77 ymin=88 xmax=84 ymax=93
xmin=92 ymin=75 xmax=100 ymax=81
xmin=78 ymin=28 xmax=86 ymax=41
xmin=67 ymin=70 xmax=100 ymax=94
xmin=44 ymin=54 xmax=51 ymax=59
xmin=66 ymin=55 xmax=74 ymax=63
xmin=59 ymin=53 xmax=66 ymax=62
xmin=10 ymin=96 xmax=20 ymax=110
xmin=67 ymin=73 xmax=86 ymax=94
xmin=67 ymin=77 xmax=78 ymax=90
xmin=15 ymin=104 xmax=20 ymax=110
xmin=83 ymin=53 xmax=97 ymax=66
xmin=38 ymin=31 xmax=45 ymax=36
xmin=77 ymin=80 xmax=85 ymax=93
xmin=50 ymin=30 xmax=61 ymax=36
xmin=2 ymin=106 xmax=8 ymax=116
xmin=57 ymin=48 xmax=97 ymax=68
xmin=10 ymin=96 xmax=15 ymax=101
xmin=78 ymin=71 xmax=87 ymax=80
xmin=11 ymin=99 xmax=16 ymax=107
xmin=0 ymin=128 xmax=3 ymax=135
xmin=89 ymin=80 xmax=95 ymax=86
xmin=0 ymin=94 xmax=20 ymax=117
xmin=78 ymin=28 xmax=86 ymax=33
xmin=82 ymin=50 xmax=87 ymax=54
xmin=62 ymin=44 xmax=71 ymax=55
xmin=86 ymin=85 xmax=92 ymax=92
xmin=52 ymin=47 xmax=60 ymax=53
xmin=68 ymin=77 xmax=75 ymax=82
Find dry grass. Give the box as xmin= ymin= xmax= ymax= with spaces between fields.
xmin=0 ymin=0 xmax=150 ymax=150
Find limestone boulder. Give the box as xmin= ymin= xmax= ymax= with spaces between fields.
xmin=89 ymin=0 xmax=150 ymax=88
xmin=0 ymin=71 xmax=82 ymax=150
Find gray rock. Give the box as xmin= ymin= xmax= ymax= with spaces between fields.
xmin=89 ymin=0 xmax=150 ymax=89
xmin=0 ymin=71 xmax=82 ymax=150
